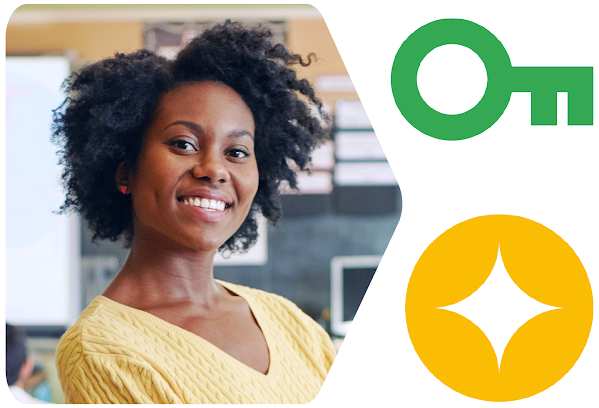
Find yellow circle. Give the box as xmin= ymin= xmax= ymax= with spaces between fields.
xmin=405 ymin=215 xmax=593 ymax=401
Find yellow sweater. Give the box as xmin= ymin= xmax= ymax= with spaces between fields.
xmin=56 ymin=281 xmax=335 ymax=404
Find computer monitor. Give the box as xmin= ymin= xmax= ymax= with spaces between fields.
xmin=330 ymin=255 xmax=382 ymax=337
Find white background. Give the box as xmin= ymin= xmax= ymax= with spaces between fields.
xmin=2 ymin=1 xmax=597 ymax=406
xmin=314 ymin=0 xmax=598 ymax=406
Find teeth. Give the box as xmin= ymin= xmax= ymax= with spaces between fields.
xmin=181 ymin=196 xmax=227 ymax=211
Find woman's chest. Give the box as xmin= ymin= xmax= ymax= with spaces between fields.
xmin=144 ymin=299 xmax=271 ymax=375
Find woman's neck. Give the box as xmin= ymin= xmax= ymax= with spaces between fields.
xmin=103 ymin=230 xmax=224 ymax=310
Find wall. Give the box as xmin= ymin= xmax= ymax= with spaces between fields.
xmin=286 ymin=18 xmax=358 ymax=109
xmin=6 ymin=22 xmax=143 ymax=62
xmin=7 ymin=6 xmax=358 ymax=101
xmin=215 ymin=198 xmax=401 ymax=323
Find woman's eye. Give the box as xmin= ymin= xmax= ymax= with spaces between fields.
xmin=229 ymin=149 xmax=249 ymax=158
xmin=171 ymin=140 xmax=196 ymax=151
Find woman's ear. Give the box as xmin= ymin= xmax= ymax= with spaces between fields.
xmin=115 ymin=161 xmax=130 ymax=194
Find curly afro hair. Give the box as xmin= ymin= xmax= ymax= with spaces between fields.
xmin=53 ymin=21 xmax=329 ymax=252
xmin=52 ymin=21 xmax=330 ymax=253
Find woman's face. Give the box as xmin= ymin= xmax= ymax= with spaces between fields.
xmin=127 ymin=81 xmax=258 ymax=252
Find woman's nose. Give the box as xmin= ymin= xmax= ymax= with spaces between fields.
xmin=192 ymin=151 xmax=231 ymax=183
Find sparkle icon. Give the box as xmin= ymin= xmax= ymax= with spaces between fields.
xmin=405 ymin=215 xmax=593 ymax=401
xmin=439 ymin=245 xmax=559 ymax=370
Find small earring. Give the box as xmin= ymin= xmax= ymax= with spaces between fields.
xmin=119 ymin=186 xmax=128 ymax=194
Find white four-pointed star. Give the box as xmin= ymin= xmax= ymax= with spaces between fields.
xmin=439 ymin=245 xmax=559 ymax=370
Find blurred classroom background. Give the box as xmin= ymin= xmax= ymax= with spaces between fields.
xmin=6 ymin=4 xmax=401 ymax=403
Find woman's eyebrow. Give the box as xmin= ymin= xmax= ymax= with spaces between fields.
xmin=163 ymin=120 xmax=202 ymax=133
xmin=163 ymin=121 xmax=253 ymax=139
xmin=230 ymin=130 xmax=254 ymax=140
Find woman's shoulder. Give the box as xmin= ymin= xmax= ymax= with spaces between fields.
xmin=56 ymin=296 xmax=164 ymax=365
xmin=57 ymin=297 xmax=116 ymax=351
xmin=59 ymin=296 xmax=139 ymax=340
xmin=219 ymin=281 xmax=333 ymax=345
xmin=219 ymin=280 xmax=307 ymax=318
xmin=56 ymin=297 xmax=183 ymax=403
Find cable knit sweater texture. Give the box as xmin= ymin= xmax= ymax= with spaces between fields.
xmin=56 ymin=281 xmax=336 ymax=404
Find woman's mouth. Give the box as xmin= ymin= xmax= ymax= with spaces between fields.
xmin=179 ymin=196 xmax=228 ymax=211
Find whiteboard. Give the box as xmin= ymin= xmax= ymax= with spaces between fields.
xmin=6 ymin=56 xmax=80 ymax=326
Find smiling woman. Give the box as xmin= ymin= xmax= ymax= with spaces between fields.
xmin=123 ymin=82 xmax=259 ymax=253
xmin=52 ymin=22 xmax=334 ymax=404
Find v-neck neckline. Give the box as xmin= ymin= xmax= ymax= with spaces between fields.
xmin=95 ymin=280 xmax=278 ymax=381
